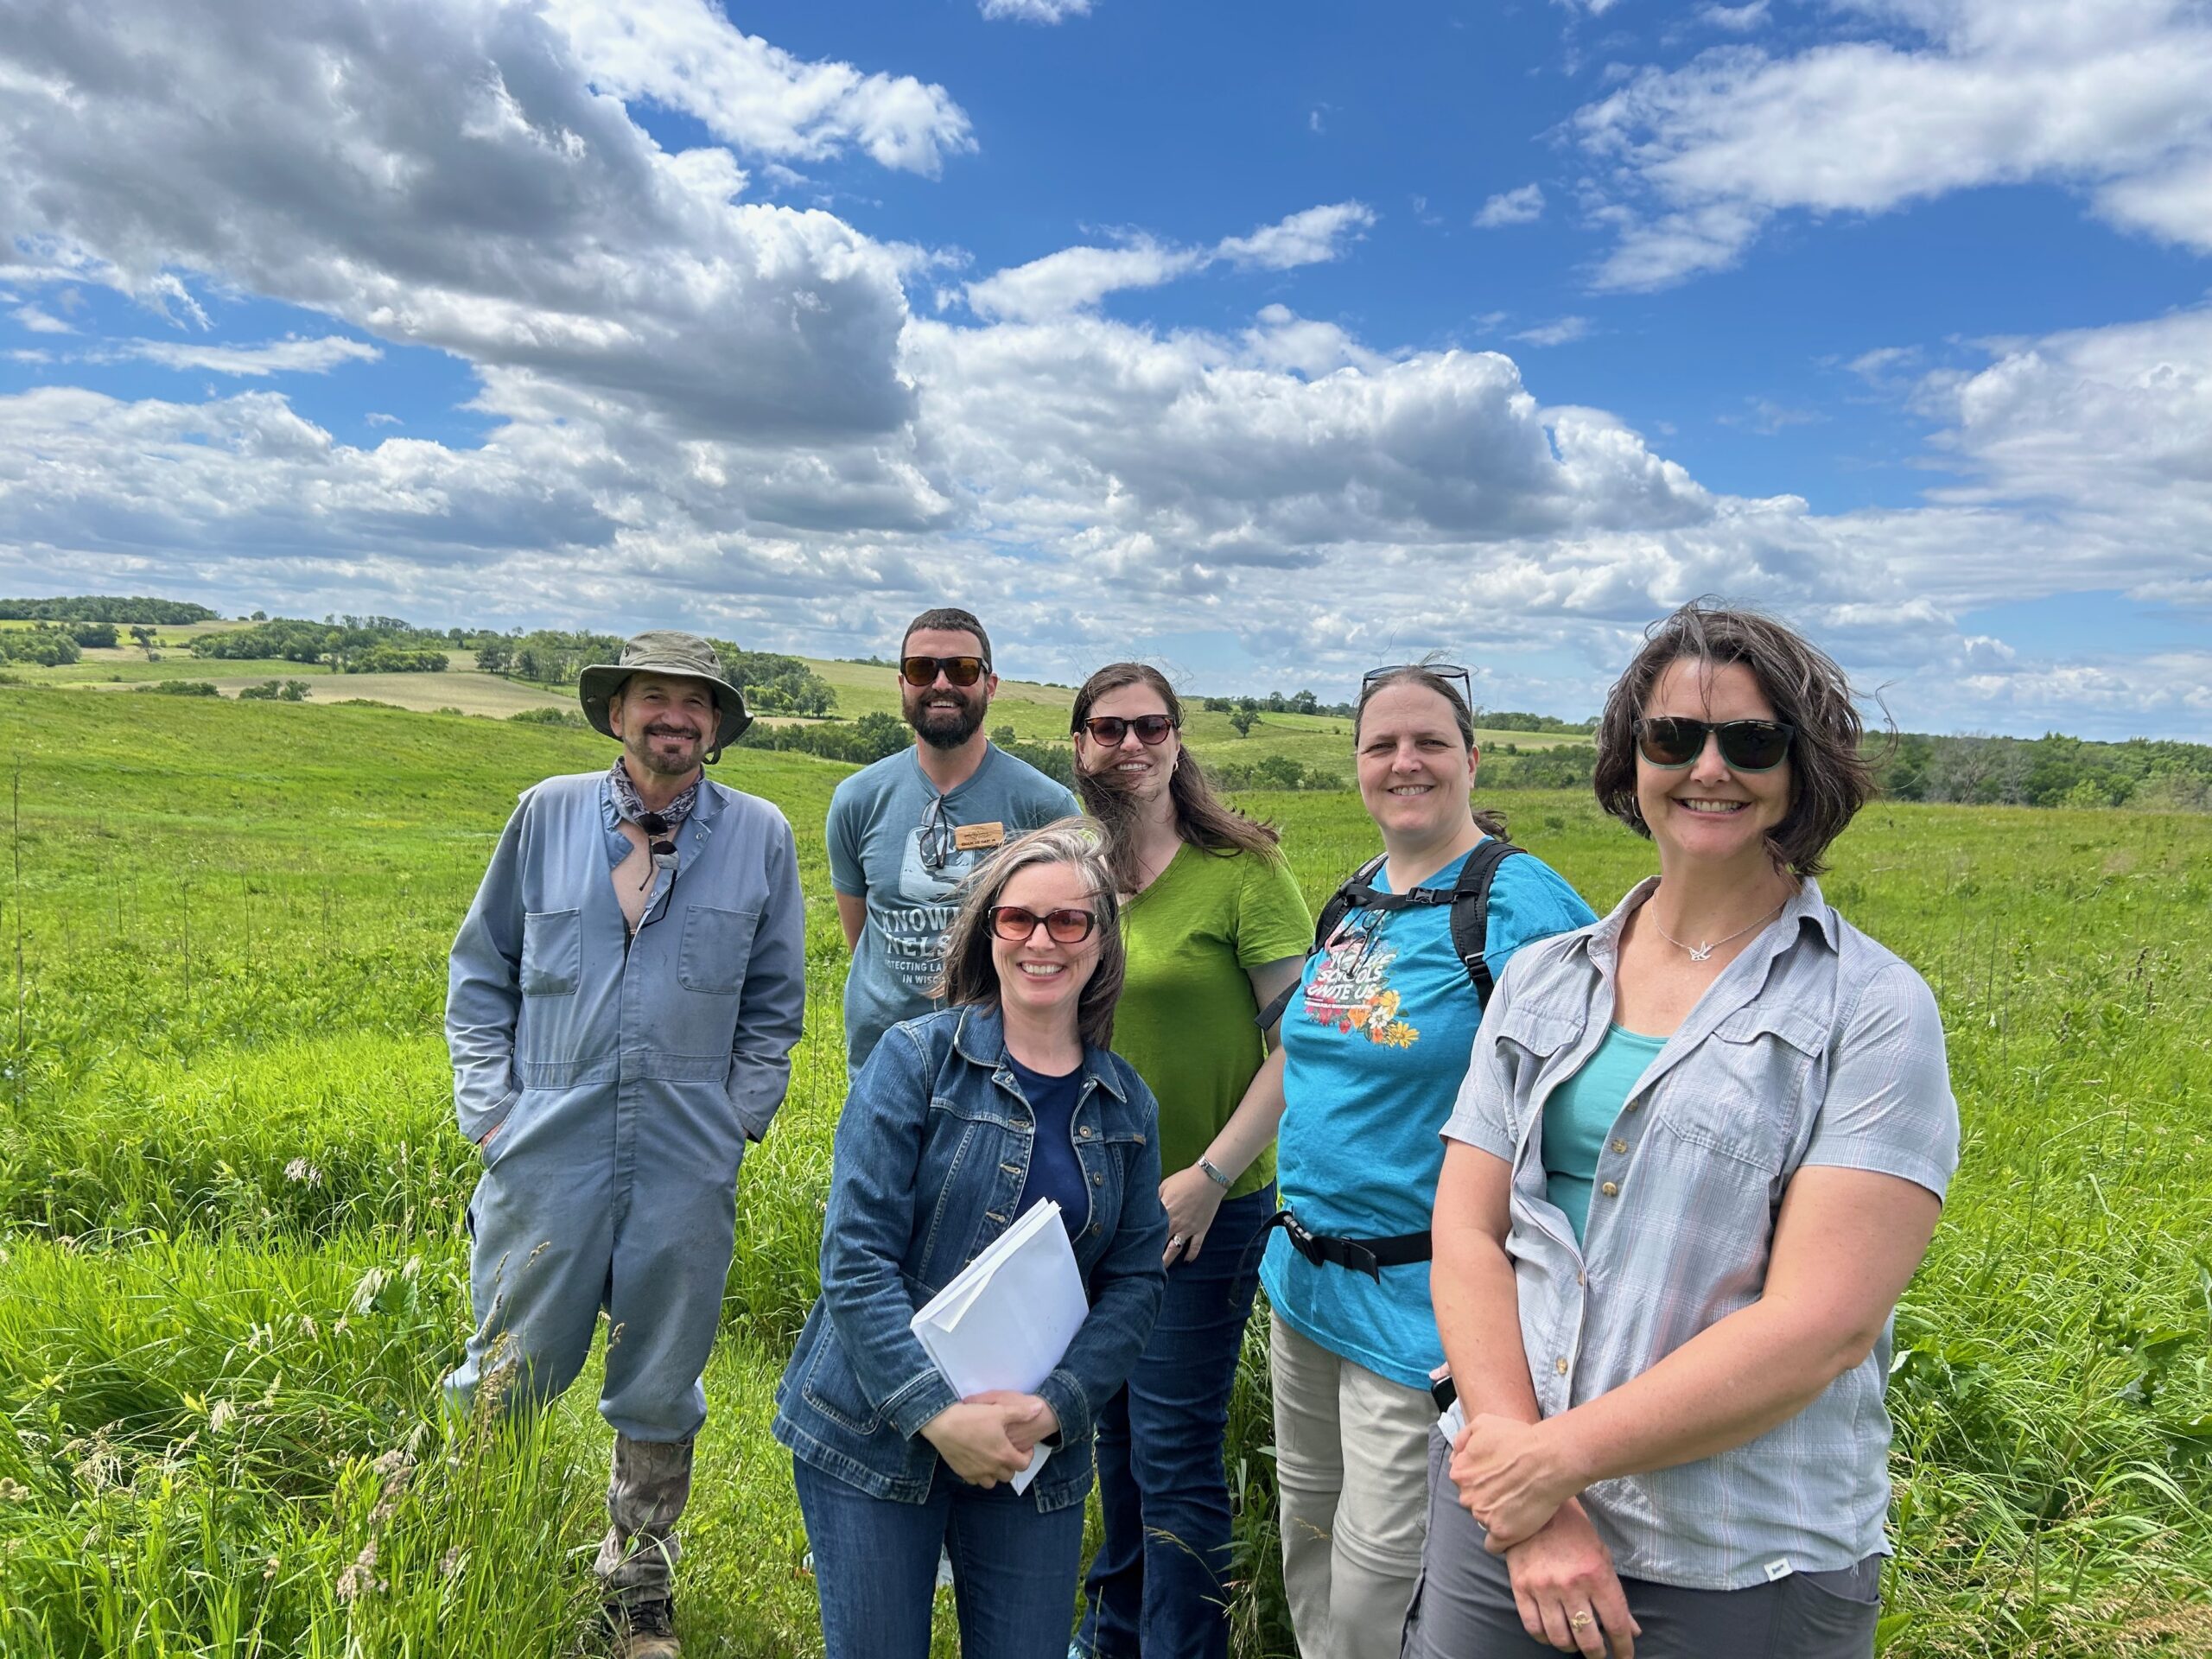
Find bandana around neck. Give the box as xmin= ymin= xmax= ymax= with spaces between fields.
xmin=609 ymin=758 xmax=699 ymax=834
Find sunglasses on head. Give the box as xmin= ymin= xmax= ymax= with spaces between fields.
xmin=1633 ymin=716 xmax=1796 ymax=772
xmin=987 ymin=905 xmax=1099 ymax=944
xmin=1077 ymin=714 xmax=1176 ymax=747
xmin=1362 ymin=663 xmax=1473 ymax=703
xmin=901 ymin=655 xmax=988 ymax=689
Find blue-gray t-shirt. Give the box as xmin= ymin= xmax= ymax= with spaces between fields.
xmin=826 ymin=745 xmax=1077 ymax=1070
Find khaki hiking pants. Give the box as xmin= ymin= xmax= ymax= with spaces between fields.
xmin=1270 ymin=1319 xmax=1433 ymax=1659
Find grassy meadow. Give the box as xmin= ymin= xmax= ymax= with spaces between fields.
xmin=0 ymin=689 xmax=2206 ymax=1656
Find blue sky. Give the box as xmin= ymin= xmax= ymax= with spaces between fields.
xmin=2 ymin=0 xmax=2207 ymax=735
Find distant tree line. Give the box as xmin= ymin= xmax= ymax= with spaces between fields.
xmin=190 ymin=616 xmax=449 ymax=672
xmin=0 ymin=594 xmax=217 ymax=624
xmin=1196 ymin=690 xmax=1599 ymax=738
xmin=477 ymin=630 xmax=836 ymax=715
xmin=1878 ymin=732 xmax=2212 ymax=811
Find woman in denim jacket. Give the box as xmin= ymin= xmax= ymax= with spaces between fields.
xmin=773 ymin=820 xmax=1169 ymax=1659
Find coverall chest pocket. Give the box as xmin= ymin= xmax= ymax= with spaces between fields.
xmin=520 ymin=909 xmax=581 ymax=995
xmin=678 ymin=904 xmax=760 ymax=994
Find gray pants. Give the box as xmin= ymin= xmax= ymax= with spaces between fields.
xmin=593 ymin=1433 xmax=694 ymax=1606
xmin=1403 ymin=1432 xmax=1881 ymax=1659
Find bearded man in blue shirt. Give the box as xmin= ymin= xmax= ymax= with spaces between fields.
xmin=444 ymin=631 xmax=806 ymax=1659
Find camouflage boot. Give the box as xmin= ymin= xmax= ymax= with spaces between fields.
xmin=594 ymin=1433 xmax=693 ymax=1657
xmin=604 ymin=1595 xmax=680 ymax=1659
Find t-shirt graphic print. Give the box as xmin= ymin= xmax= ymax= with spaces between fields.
xmin=826 ymin=745 xmax=1077 ymax=1071
xmin=1302 ymin=913 xmax=1420 ymax=1048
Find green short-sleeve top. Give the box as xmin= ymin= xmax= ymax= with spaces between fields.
xmin=1112 ymin=842 xmax=1315 ymax=1199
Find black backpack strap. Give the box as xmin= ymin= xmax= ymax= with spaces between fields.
xmin=1254 ymin=854 xmax=1386 ymax=1031
xmin=1449 ymin=837 xmax=1527 ymax=1007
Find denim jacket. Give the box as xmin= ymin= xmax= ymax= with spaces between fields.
xmin=772 ymin=1004 xmax=1168 ymax=1510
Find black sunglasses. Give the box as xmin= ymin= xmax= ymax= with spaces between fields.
xmin=1077 ymin=714 xmax=1176 ymax=747
xmin=1362 ymin=663 xmax=1473 ymax=704
xmin=916 ymin=794 xmax=957 ymax=873
xmin=1633 ymin=716 xmax=1796 ymax=773
xmin=901 ymin=655 xmax=988 ymax=689
xmin=988 ymin=905 xmax=1099 ymax=944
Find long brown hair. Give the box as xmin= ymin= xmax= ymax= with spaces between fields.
xmin=937 ymin=820 xmax=1126 ymax=1050
xmin=1070 ymin=662 xmax=1282 ymax=894
xmin=1353 ymin=664 xmax=1510 ymax=842
xmin=1592 ymin=601 xmax=1877 ymax=878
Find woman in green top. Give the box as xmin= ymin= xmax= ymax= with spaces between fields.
xmin=1067 ymin=663 xmax=1314 ymax=1659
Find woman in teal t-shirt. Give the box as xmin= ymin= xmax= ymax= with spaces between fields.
xmin=1066 ymin=663 xmax=1313 ymax=1659
xmin=1258 ymin=664 xmax=1595 ymax=1659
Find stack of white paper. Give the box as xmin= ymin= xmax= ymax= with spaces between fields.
xmin=908 ymin=1200 xmax=1089 ymax=1493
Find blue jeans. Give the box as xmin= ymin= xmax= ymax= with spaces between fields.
xmin=1075 ymin=1185 xmax=1273 ymax=1659
xmin=794 ymin=1455 xmax=1087 ymax=1659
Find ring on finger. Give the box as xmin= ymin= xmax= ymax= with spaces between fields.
xmin=1568 ymin=1611 xmax=1592 ymax=1630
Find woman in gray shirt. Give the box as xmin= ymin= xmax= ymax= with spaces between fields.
xmin=1408 ymin=603 xmax=1960 ymax=1659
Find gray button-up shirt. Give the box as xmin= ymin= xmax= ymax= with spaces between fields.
xmin=1442 ymin=875 xmax=1959 ymax=1590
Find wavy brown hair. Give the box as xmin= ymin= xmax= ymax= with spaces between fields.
xmin=1353 ymin=664 xmax=1510 ymax=842
xmin=1070 ymin=663 xmax=1281 ymax=895
xmin=1592 ymin=601 xmax=1878 ymax=877
xmin=937 ymin=819 xmax=1126 ymax=1050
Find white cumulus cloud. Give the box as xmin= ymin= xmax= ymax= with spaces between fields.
xmin=979 ymin=0 xmax=1093 ymax=20
xmin=124 ymin=336 xmax=383 ymax=376
xmin=1575 ymin=0 xmax=2212 ymax=289
xmin=1474 ymin=184 xmax=1546 ymax=228
xmin=542 ymin=0 xmax=974 ymax=175
xmin=965 ymin=203 xmax=1375 ymax=321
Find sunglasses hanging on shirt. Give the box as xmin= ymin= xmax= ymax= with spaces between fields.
xmin=632 ymin=810 xmax=682 ymax=930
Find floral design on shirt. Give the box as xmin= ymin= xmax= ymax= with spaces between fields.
xmin=1302 ymin=914 xmax=1420 ymax=1047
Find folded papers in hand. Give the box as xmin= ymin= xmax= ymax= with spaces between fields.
xmin=909 ymin=1200 xmax=1088 ymax=1494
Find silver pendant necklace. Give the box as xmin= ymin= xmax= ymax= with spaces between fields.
xmin=1650 ymin=900 xmax=1783 ymax=963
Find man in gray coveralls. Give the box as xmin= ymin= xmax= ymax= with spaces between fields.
xmin=444 ymin=631 xmax=806 ymax=1659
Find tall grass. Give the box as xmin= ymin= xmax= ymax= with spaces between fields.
xmin=0 ymin=690 xmax=2207 ymax=1654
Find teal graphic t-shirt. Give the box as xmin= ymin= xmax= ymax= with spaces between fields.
xmin=826 ymin=746 xmax=1077 ymax=1071
xmin=1262 ymin=842 xmax=1598 ymax=1391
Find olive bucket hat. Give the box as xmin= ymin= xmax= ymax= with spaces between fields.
xmin=577 ymin=630 xmax=753 ymax=762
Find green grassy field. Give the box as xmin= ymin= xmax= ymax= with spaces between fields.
xmin=0 ymin=690 xmax=2206 ymax=1656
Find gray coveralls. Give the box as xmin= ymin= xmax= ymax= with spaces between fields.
xmin=444 ymin=769 xmax=805 ymax=1603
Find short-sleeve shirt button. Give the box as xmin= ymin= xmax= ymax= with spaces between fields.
xmin=1554 ymin=1357 xmax=1570 ymax=1375
xmin=1610 ymin=1139 xmax=1628 ymax=1154
xmin=1600 ymin=1180 xmax=1620 ymax=1198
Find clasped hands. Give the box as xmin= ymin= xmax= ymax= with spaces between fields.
xmin=1452 ymin=1413 xmax=1641 ymax=1658
xmin=1450 ymin=1411 xmax=1580 ymax=1550
xmin=919 ymin=1391 xmax=1059 ymax=1489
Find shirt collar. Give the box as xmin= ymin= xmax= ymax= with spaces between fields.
xmin=1586 ymin=872 xmax=1837 ymax=973
xmin=952 ymin=1001 xmax=1128 ymax=1103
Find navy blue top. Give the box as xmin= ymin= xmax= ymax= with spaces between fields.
xmin=1010 ymin=1054 xmax=1091 ymax=1237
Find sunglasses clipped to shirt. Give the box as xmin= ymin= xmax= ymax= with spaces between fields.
xmin=1633 ymin=716 xmax=1796 ymax=773
xmin=900 ymin=655 xmax=989 ymax=688
xmin=1076 ymin=714 xmax=1176 ymax=747
xmin=987 ymin=905 xmax=1100 ymax=944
